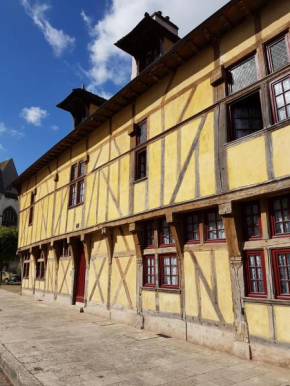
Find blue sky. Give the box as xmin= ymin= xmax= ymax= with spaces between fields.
xmin=0 ymin=0 xmax=228 ymax=175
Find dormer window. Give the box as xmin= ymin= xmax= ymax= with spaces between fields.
xmin=139 ymin=41 xmax=162 ymax=72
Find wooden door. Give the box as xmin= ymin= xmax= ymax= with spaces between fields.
xmin=75 ymin=249 xmax=86 ymax=303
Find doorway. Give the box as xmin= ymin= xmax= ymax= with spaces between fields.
xmin=75 ymin=244 xmax=86 ymax=303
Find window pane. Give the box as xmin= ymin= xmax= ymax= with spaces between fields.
xmin=258 ymin=281 xmax=265 ymax=293
xmin=278 ymin=107 xmax=287 ymax=121
xmin=171 ymin=257 xmax=177 ymax=266
xmin=274 ymin=82 xmax=283 ymax=95
xmin=172 ymin=276 xmax=178 ymax=286
xmin=228 ymin=56 xmax=258 ymax=94
xmin=276 ymin=95 xmax=285 ymax=108
xmin=280 ymin=267 xmax=287 ymax=280
xmin=281 ymin=281 xmax=289 ymax=294
xmin=251 ymin=281 xmax=258 ymax=292
xmin=283 ymin=78 xmax=290 ymax=91
xmin=163 ymin=257 xmax=170 ymax=265
xmin=250 ymin=268 xmax=257 ymax=279
xmin=257 ymin=268 xmax=263 ymax=279
xmin=285 ymin=91 xmax=290 ymax=105
xmin=269 ymin=38 xmax=289 ymax=72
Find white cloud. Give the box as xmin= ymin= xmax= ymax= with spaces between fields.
xmin=20 ymin=107 xmax=48 ymax=127
xmin=51 ymin=125 xmax=59 ymax=131
xmin=0 ymin=144 xmax=6 ymax=151
xmin=21 ymin=0 xmax=75 ymax=57
xmin=0 ymin=122 xmax=25 ymax=139
xmin=81 ymin=0 xmax=228 ymax=94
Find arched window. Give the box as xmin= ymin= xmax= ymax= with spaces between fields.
xmin=2 ymin=207 xmax=17 ymax=227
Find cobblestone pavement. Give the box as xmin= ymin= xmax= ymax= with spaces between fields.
xmin=0 ymin=369 xmax=11 ymax=386
xmin=0 ymin=290 xmax=290 ymax=386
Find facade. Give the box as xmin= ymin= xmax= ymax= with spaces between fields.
xmin=0 ymin=159 xmax=18 ymax=227
xmin=13 ymin=0 xmax=290 ymax=368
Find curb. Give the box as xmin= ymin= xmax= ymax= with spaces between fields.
xmin=0 ymin=345 xmax=41 ymax=386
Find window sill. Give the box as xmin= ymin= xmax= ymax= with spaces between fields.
xmin=205 ymin=240 xmax=226 ymax=244
xmin=68 ymin=202 xmax=84 ymax=210
xmin=141 ymin=287 xmax=181 ymax=294
xmin=35 ymin=278 xmax=45 ymax=282
xmin=243 ymin=297 xmax=290 ymax=306
xmin=133 ymin=177 xmax=147 ymax=184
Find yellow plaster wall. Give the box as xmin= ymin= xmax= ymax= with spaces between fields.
xmin=134 ymin=180 xmax=146 ymax=214
xmin=57 ymin=257 xmax=72 ymax=295
xmin=148 ymin=140 xmax=162 ymax=209
xmin=45 ymin=257 xmax=55 ymax=293
xmin=163 ymin=37 xmax=174 ymax=53
xmin=184 ymin=251 xmax=199 ymax=317
xmin=274 ymin=306 xmax=290 ymax=344
xmin=245 ymin=303 xmax=270 ymax=339
xmin=199 ymin=111 xmax=215 ymax=197
xmin=141 ymin=290 xmax=156 ymax=311
xmin=227 ymin=136 xmax=268 ymax=190
xmin=163 ymin=131 xmax=178 ymax=205
xmin=159 ymin=292 xmax=180 ymax=315
xmin=88 ymin=257 xmax=108 ymax=304
xmin=272 ymin=125 xmax=290 ymax=178
xmin=260 ymin=0 xmax=290 ymax=40
xmin=220 ymin=18 xmax=256 ymax=64
xmin=215 ymin=251 xmax=234 ymax=324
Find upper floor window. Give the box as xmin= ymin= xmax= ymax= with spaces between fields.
xmin=270 ymin=75 xmax=290 ymax=123
xmin=139 ymin=41 xmax=161 ymax=73
xmin=69 ymin=161 xmax=85 ymax=207
xmin=135 ymin=120 xmax=147 ymax=181
xmin=184 ymin=212 xmax=199 ymax=243
xmin=266 ymin=33 xmax=290 ymax=73
xmin=2 ymin=207 xmax=17 ymax=227
xmin=244 ymin=250 xmax=267 ymax=298
xmin=243 ymin=201 xmax=262 ymax=241
xmin=229 ymin=91 xmax=263 ymax=140
xmin=205 ymin=210 xmax=225 ymax=242
xmin=270 ymin=195 xmax=290 ymax=237
xmin=159 ymin=219 xmax=174 ymax=246
xmin=227 ymin=55 xmax=258 ymax=95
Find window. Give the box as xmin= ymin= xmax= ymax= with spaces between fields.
xmin=160 ymin=254 xmax=179 ymax=288
xmin=143 ymin=255 xmax=155 ymax=286
xmin=135 ymin=120 xmax=147 ymax=181
xmin=135 ymin=149 xmax=147 ymax=180
xmin=139 ymin=41 xmax=161 ymax=73
xmin=244 ymin=250 xmax=267 ymax=298
xmin=36 ymin=251 xmax=45 ymax=280
xmin=144 ymin=220 xmax=154 ymax=248
xmin=159 ymin=219 xmax=174 ymax=246
xmin=28 ymin=192 xmax=35 ymax=226
xmin=229 ymin=92 xmax=263 ymax=140
xmin=273 ymin=250 xmax=290 ymax=299
xmin=243 ymin=201 xmax=262 ymax=241
xmin=270 ymin=75 xmax=290 ymax=122
xmin=227 ymin=56 xmax=258 ymax=95
xmin=23 ymin=253 xmax=30 ymax=279
xmin=205 ymin=210 xmax=225 ymax=241
xmin=270 ymin=195 xmax=290 ymax=237
xmin=69 ymin=161 xmax=85 ymax=207
xmin=185 ymin=212 xmax=199 ymax=243
xmin=2 ymin=207 xmax=17 ymax=227
xmin=61 ymin=240 xmax=70 ymax=257
xmin=266 ymin=33 xmax=290 ymax=73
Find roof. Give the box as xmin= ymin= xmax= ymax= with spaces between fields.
xmin=115 ymin=13 xmax=180 ymax=57
xmin=12 ymin=0 xmax=272 ymax=189
xmin=57 ymin=88 xmax=107 ymax=114
xmin=0 ymin=159 xmax=18 ymax=198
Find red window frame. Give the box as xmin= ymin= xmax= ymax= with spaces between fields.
xmin=244 ymin=250 xmax=267 ymax=298
xmin=266 ymin=33 xmax=290 ymax=74
xmin=270 ymin=74 xmax=290 ymax=123
xmin=159 ymin=254 xmax=179 ymax=289
xmin=242 ymin=201 xmax=262 ymax=241
xmin=159 ymin=219 xmax=175 ymax=247
xmin=144 ymin=220 xmax=154 ymax=249
xmin=204 ymin=209 xmax=226 ymax=243
xmin=28 ymin=192 xmax=35 ymax=226
xmin=135 ymin=148 xmax=147 ymax=180
xmin=143 ymin=255 xmax=155 ymax=287
xmin=23 ymin=254 xmax=30 ymax=279
xmin=69 ymin=161 xmax=85 ymax=208
xmin=184 ymin=212 xmax=200 ymax=244
xmin=272 ymin=249 xmax=290 ymax=299
xmin=269 ymin=195 xmax=290 ymax=238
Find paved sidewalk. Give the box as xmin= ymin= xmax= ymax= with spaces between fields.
xmin=0 ymin=369 xmax=11 ymax=386
xmin=0 ymin=291 xmax=290 ymax=386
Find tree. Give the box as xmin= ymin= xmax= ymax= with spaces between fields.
xmin=0 ymin=226 xmax=18 ymax=283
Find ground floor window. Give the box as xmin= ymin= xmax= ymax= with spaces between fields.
xmin=160 ymin=254 xmax=179 ymax=288
xmin=244 ymin=250 xmax=267 ymax=298
xmin=143 ymin=255 xmax=155 ymax=287
xmin=36 ymin=252 xmax=46 ymax=280
xmin=273 ymin=249 xmax=290 ymax=299
xmin=23 ymin=253 xmax=30 ymax=279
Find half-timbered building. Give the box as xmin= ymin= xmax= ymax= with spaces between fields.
xmin=13 ymin=0 xmax=290 ymax=367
